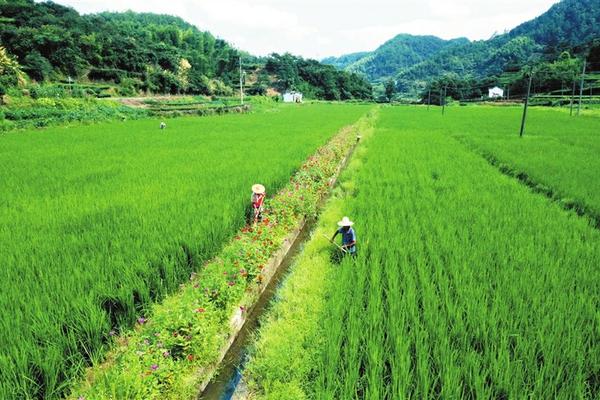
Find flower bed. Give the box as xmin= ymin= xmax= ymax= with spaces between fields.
xmin=71 ymin=114 xmax=368 ymax=399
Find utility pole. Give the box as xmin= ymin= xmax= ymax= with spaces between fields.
xmin=577 ymin=59 xmax=586 ymax=116
xmin=519 ymin=73 xmax=533 ymax=138
xmin=239 ymin=56 xmax=244 ymax=105
xmin=442 ymin=85 xmax=447 ymax=115
xmin=569 ymin=79 xmax=576 ymax=116
xmin=427 ymin=88 xmax=431 ymax=111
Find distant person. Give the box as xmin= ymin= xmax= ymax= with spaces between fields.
xmin=251 ymin=184 xmax=266 ymax=224
xmin=331 ymin=216 xmax=357 ymax=257
xmin=160 ymin=121 xmax=166 ymax=130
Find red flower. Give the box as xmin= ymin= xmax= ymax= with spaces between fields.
xmin=187 ymin=354 xmax=194 ymax=361
xmin=227 ymin=281 xmax=236 ymax=286
xmin=195 ymin=307 xmax=205 ymax=313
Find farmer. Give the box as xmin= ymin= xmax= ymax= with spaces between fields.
xmin=160 ymin=121 xmax=166 ymax=130
xmin=251 ymin=184 xmax=266 ymax=224
xmin=331 ymin=216 xmax=357 ymax=256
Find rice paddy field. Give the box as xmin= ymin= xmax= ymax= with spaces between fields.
xmin=243 ymin=106 xmax=600 ymax=399
xmin=445 ymin=106 xmax=600 ymax=220
xmin=3 ymin=103 xmax=600 ymax=399
xmin=0 ymin=103 xmax=369 ymax=399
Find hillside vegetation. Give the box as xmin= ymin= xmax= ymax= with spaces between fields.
xmin=326 ymin=0 xmax=600 ymax=93
xmin=324 ymin=35 xmax=469 ymax=82
xmin=0 ymin=0 xmax=372 ymax=100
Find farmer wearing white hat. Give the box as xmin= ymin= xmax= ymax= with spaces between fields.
xmin=251 ymin=184 xmax=266 ymax=224
xmin=331 ymin=216 xmax=357 ymax=256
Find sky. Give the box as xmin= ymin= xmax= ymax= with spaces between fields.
xmin=50 ymin=0 xmax=561 ymax=59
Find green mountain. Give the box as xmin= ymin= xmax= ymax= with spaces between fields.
xmin=327 ymin=0 xmax=600 ymax=86
xmin=324 ymin=35 xmax=469 ymax=82
xmin=0 ymin=0 xmax=372 ymax=100
xmin=322 ymin=51 xmax=370 ymax=70
xmin=398 ymin=0 xmax=600 ymax=85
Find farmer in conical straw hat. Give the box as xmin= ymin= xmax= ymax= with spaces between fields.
xmin=331 ymin=216 xmax=357 ymax=256
xmin=251 ymin=184 xmax=266 ymax=224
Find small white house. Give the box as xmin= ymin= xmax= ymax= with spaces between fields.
xmin=488 ymin=86 xmax=504 ymax=99
xmin=283 ymin=91 xmax=303 ymax=103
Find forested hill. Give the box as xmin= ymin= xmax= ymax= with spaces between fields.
xmin=0 ymin=0 xmax=372 ymax=100
xmin=323 ymin=35 xmax=469 ymax=82
xmin=327 ymin=0 xmax=600 ymax=87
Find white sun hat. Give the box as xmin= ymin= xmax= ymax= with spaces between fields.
xmin=337 ymin=216 xmax=354 ymax=227
xmin=252 ymin=184 xmax=266 ymax=194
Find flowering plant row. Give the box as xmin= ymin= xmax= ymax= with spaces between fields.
xmin=71 ymin=119 xmax=363 ymax=399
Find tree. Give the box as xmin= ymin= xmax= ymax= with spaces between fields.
xmin=0 ymin=46 xmax=26 ymax=86
xmin=176 ymin=58 xmax=191 ymax=93
xmin=385 ymin=79 xmax=395 ymax=102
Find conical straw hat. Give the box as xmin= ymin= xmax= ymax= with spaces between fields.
xmin=337 ymin=216 xmax=354 ymax=227
xmin=252 ymin=184 xmax=266 ymax=194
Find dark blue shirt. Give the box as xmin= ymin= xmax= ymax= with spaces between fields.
xmin=338 ymin=227 xmax=356 ymax=253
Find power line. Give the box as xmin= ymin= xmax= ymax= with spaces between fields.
xmin=577 ymin=59 xmax=586 ymax=116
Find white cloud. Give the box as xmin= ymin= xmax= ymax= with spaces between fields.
xmin=46 ymin=0 xmax=561 ymax=58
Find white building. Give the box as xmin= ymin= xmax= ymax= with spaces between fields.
xmin=283 ymin=91 xmax=303 ymax=103
xmin=488 ymin=86 xmax=504 ymax=98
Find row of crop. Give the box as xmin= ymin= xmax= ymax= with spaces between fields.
xmin=436 ymin=106 xmax=600 ymax=221
xmin=242 ymin=107 xmax=600 ymax=399
xmin=69 ymin=110 xmax=372 ymax=399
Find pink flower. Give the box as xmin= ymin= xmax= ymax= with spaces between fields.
xmin=195 ymin=307 xmax=206 ymax=313
xmin=163 ymin=351 xmax=170 ymax=357
xmin=137 ymin=317 xmax=146 ymax=325
xmin=227 ymin=281 xmax=236 ymax=286
xmin=151 ymin=364 xmax=159 ymax=371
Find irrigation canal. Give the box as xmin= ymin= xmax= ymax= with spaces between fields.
xmin=199 ymin=217 xmax=314 ymax=400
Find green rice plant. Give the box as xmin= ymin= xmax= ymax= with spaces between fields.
xmin=314 ymin=107 xmax=600 ymax=398
xmin=243 ymin=106 xmax=600 ymax=399
xmin=0 ymin=103 xmax=369 ymax=399
xmin=70 ymin=108 xmax=372 ymax=400
xmin=422 ymin=105 xmax=600 ymax=222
